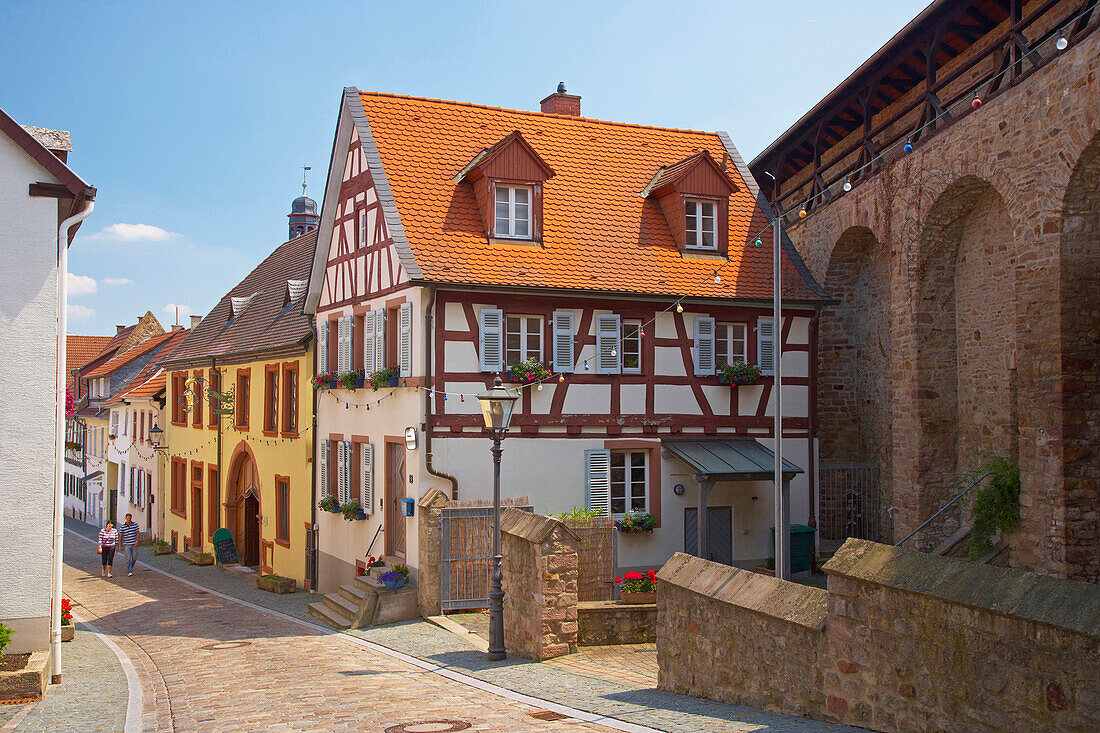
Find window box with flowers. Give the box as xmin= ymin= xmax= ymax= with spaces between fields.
xmin=616 ymin=511 xmax=658 ymax=534
xmin=318 ymin=495 xmax=340 ymax=514
xmin=615 ymin=569 xmax=657 ymax=604
xmin=312 ymin=372 xmax=340 ymax=391
xmin=60 ymin=599 xmax=74 ymax=642
xmin=719 ymin=362 xmax=762 ymax=386
xmin=368 ymin=367 xmax=399 ymax=391
xmin=508 ymin=358 xmax=550 ymax=385
xmin=341 ymin=498 xmax=367 ymax=521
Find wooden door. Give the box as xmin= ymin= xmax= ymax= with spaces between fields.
xmin=385 ymin=440 xmax=407 ymax=558
xmin=243 ymin=494 xmax=260 ymax=566
xmin=190 ymin=464 xmax=204 ymax=549
xmin=684 ymin=506 xmax=733 ymax=565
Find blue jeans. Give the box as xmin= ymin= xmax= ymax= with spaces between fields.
xmin=123 ymin=544 xmax=138 ymax=573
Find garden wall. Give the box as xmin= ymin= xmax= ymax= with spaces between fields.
xmin=657 ymin=539 xmax=1100 ymax=731
xmin=578 ymin=601 xmax=657 ymax=645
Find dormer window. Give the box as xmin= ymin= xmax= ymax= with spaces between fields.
xmin=494 ymin=185 xmax=531 ymax=238
xmin=685 ymin=199 xmax=718 ymax=250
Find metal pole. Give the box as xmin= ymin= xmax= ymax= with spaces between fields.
xmin=774 ymin=215 xmax=791 ymax=581
xmin=487 ymin=433 xmax=506 ymax=661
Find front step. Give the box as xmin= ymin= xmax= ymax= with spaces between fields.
xmin=308 ymin=601 xmax=350 ymax=630
xmin=338 ymin=584 xmax=368 ymax=605
xmin=323 ymin=592 xmax=359 ymax=620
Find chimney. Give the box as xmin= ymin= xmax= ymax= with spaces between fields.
xmin=190 ymin=315 xmax=202 ymax=330
xmin=171 ymin=324 xmax=183 ymax=332
xmin=116 ymin=325 xmax=125 ymax=334
xmin=540 ymin=82 xmax=581 ymax=117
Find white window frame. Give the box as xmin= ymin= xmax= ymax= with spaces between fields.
xmin=358 ymin=209 xmax=367 ymax=249
xmin=716 ymin=323 xmax=748 ymax=368
xmin=685 ymin=198 xmax=718 ymax=251
xmin=504 ymin=315 xmax=543 ymax=366
xmin=493 ymin=185 xmax=532 ymax=239
xmin=621 ymin=320 xmax=642 ymax=374
xmin=610 ymin=450 xmax=648 ymax=516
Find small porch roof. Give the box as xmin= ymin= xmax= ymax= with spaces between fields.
xmin=663 ymin=438 xmax=803 ymax=481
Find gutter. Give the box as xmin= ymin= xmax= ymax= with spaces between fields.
xmin=422 ymin=285 xmax=458 ymax=499
xmin=52 ymin=196 xmax=95 ymax=684
xmin=309 ymin=323 xmax=318 ymax=590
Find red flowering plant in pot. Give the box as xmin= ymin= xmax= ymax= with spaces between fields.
xmin=60 ymin=598 xmax=75 ymax=642
xmin=615 ymin=569 xmax=657 ymax=605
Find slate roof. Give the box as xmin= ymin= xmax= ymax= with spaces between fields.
xmin=662 ymin=438 xmax=803 ymax=480
xmin=352 ymin=91 xmax=822 ymax=302
xmin=162 ymin=231 xmax=315 ymax=365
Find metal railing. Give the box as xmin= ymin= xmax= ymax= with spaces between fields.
xmin=895 ymin=471 xmax=992 ymax=548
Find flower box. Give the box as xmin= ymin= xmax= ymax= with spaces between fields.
xmin=256 ymin=574 xmax=296 ymax=594
xmin=188 ymin=552 xmax=214 ymax=566
xmin=153 ymin=544 xmax=173 ymax=555
xmin=620 ymin=591 xmax=656 ymax=605
xmin=61 ymin=625 xmax=75 ymax=642
xmin=719 ymin=372 xmax=758 ymax=386
xmin=387 ymin=374 xmax=400 ymax=387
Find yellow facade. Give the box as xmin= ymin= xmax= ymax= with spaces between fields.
xmin=162 ymin=347 xmax=313 ymax=586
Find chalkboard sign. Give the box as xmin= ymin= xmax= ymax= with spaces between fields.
xmin=212 ymin=527 xmax=239 ymax=564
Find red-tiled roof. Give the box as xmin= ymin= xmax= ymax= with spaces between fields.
xmin=104 ymin=328 xmax=190 ymax=405
xmin=84 ymin=329 xmax=178 ymax=379
xmin=67 ymin=335 xmax=113 ymax=388
xmin=162 ymin=231 xmax=315 ymax=365
xmin=354 ymin=91 xmax=822 ymax=301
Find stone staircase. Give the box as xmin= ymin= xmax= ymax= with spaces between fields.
xmin=308 ymin=561 xmax=419 ymax=630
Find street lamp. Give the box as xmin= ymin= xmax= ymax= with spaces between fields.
xmin=148 ymin=423 xmax=166 ymax=453
xmin=476 ymin=376 xmax=519 ymax=661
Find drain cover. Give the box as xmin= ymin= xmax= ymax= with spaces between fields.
xmin=383 ymin=722 xmax=471 ymax=733
xmin=529 ymin=710 xmax=569 ymax=721
xmin=199 ymin=641 xmax=252 ymax=650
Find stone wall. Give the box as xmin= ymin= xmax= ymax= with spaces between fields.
xmin=501 ymin=509 xmax=579 ymax=660
xmin=657 ymin=540 xmax=1100 ymax=732
xmin=415 ymin=488 xmax=448 ymax=617
xmin=578 ymin=601 xmax=656 ymax=646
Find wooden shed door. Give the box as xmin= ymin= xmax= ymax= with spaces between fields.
xmin=684 ymin=506 xmax=733 ymax=565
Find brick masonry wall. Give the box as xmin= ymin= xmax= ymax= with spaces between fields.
xmin=657 ymin=541 xmax=1100 ymax=732
xmin=577 ymin=601 xmax=656 ymax=645
xmin=501 ymin=509 xmax=580 ymax=660
xmin=782 ymin=31 xmax=1100 ymax=580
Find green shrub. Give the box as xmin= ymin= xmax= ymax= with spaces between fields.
xmin=0 ymin=623 xmax=13 ymax=655
xmin=963 ymin=453 xmax=1021 ymax=560
xmin=550 ymin=506 xmax=605 ymax=521
xmin=392 ymin=563 xmax=410 ymax=578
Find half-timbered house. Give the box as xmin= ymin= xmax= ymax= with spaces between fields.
xmin=305 ymin=86 xmax=827 ymax=596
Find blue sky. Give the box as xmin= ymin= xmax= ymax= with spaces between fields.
xmin=2 ymin=1 xmax=928 ymax=335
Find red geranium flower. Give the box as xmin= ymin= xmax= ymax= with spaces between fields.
xmin=614 ymin=576 xmax=622 ymax=583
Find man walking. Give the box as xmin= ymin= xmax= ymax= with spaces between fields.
xmin=119 ymin=513 xmax=140 ymax=576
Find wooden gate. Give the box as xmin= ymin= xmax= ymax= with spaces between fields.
xmin=560 ymin=515 xmax=617 ymax=601
xmin=440 ymin=504 xmax=531 ymax=611
xmin=684 ymin=506 xmax=733 ymax=565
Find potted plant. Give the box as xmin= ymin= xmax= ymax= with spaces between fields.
xmin=335 ymin=370 xmax=360 ymax=391
xmin=256 ymin=573 xmax=297 ymax=594
xmin=60 ymin=599 xmax=74 ymax=642
xmin=719 ymin=361 xmax=763 ymax=385
xmin=152 ymin=539 xmax=173 ymax=555
xmin=616 ymin=511 xmax=658 ymax=534
xmin=616 ymin=569 xmax=657 ymax=604
xmin=364 ymin=556 xmax=386 ymax=578
xmin=189 ymin=552 xmax=214 ymax=566
xmin=379 ymin=569 xmax=406 ymax=591
xmin=312 ymin=371 xmax=340 ymax=390
xmin=368 ymin=367 xmax=398 ymax=391
xmin=508 ymin=358 xmax=550 ymax=385
xmin=318 ymin=495 xmax=340 ymax=513
xmin=341 ymin=498 xmax=366 ymax=521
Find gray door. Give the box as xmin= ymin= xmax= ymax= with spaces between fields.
xmin=684 ymin=506 xmax=733 ymax=565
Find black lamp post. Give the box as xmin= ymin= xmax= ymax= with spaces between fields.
xmin=476 ymin=376 xmax=519 ymax=661
xmin=148 ymin=423 xmax=166 ymax=453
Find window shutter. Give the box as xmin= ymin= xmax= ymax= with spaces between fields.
xmin=552 ymin=310 xmax=574 ymax=373
xmin=398 ymin=302 xmax=412 ymax=377
xmin=595 ymin=314 xmax=621 ymax=375
xmin=694 ymin=316 xmax=716 ymax=376
xmin=318 ymin=320 xmax=328 ymax=373
xmin=341 ymin=440 xmax=353 ymax=504
xmin=757 ymin=317 xmax=776 ymax=375
xmin=479 ymin=307 xmax=504 ymax=372
xmin=585 ymin=449 xmax=612 ymax=514
xmin=373 ymin=309 xmax=386 ymax=372
xmin=321 ymin=439 xmax=329 ymax=497
xmin=363 ymin=311 xmax=376 ymax=375
xmin=361 ymin=443 xmax=374 ymax=514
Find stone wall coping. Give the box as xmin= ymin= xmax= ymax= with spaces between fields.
xmin=823 ymin=538 xmax=1100 ymax=638
xmin=417 ymin=487 xmax=450 ymax=509
xmin=657 ymin=552 xmax=827 ymax=630
xmin=578 ymin=600 xmax=657 ymax=612
xmin=501 ymin=508 xmax=579 ymax=543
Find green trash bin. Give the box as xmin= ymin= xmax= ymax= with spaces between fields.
xmin=770 ymin=524 xmax=817 ymax=573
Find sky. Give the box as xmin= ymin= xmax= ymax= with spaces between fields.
xmin=2 ymin=0 xmax=929 ymax=336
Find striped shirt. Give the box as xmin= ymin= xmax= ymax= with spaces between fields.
xmin=118 ymin=522 xmax=139 ymax=547
xmin=98 ymin=527 xmax=118 ymax=548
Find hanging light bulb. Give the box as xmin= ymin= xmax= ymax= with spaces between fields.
xmin=584 ymin=363 xmax=590 ymax=371
xmin=537 ymin=384 xmax=543 ymax=391
xmin=754 ymin=237 xmax=763 ymax=247
xmin=611 ymin=348 xmax=617 ymax=357
xmin=713 ymin=270 xmax=721 ymax=284
xmin=460 ymin=395 xmax=465 ymax=402
xmin=798 ymin=207 xmax=807 ymax=219
xmin=843 ymin=179 xmax=852 ymax=192
xmin=639 ymin=329 xmax=645 ymax=338
xmin=676 ymin=303 xmax=684 ymax=313
xmin=971 ymin=93 xmax=982 ymax=109
xmin=903 ymin=140 xmax=914 ymax=154
xmin=559 ymin=374 xmax=564 ymax=382
xmin=1056 ymin=30 xmax=1068 ymax=50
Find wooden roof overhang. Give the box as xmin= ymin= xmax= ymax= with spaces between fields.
xmin=749 ymin=0 xmax=1099 ymax=215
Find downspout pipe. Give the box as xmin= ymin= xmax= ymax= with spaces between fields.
xmin=422 ymin=286 xmax=458 ymax=499
xmin=52 ymin=198 xmax=94 ymax=683
xmin=309 ymin=327 xmax=318 ymax=591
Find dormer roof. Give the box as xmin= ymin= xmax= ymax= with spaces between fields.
xmin=644 ymin=151 xmax=738 ymax=198
xmin=456 ymin=130 xmax=555 ymax=183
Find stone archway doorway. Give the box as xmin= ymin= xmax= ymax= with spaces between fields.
xmin=226 ymin=443 xmax=262 ymax=567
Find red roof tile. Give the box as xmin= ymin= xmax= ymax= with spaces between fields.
xmin=104 ymin=328 xmax=190 ymax=405
xmin=66 ymin=335 xmax=113 ymax=388
xmin=84 ymin=330 xmax=179 ymax=379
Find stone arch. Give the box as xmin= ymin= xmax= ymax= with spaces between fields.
xmin=225 ymin=440 xmax=262 ymax=566
xmin=912 ymin=175 xmax=1019 ymax=547
xmin=1059 ymin=131 xmax=1100 ymax=583
xmin=818 ymin=226 xmax=893 ymax=546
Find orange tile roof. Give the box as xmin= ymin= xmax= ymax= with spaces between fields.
xmin=67 ymin=335 xmax=113 ymax=387
xmin=104 ymin=328 xmax=189 ymax=405
xmin=84 ymin=329 xmax=178 ymax=379
xmin=357 ymin=91 xmax=822 ymax=301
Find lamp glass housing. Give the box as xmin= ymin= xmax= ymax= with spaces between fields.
xmin=477 ymin=378 xmax=519 ymax=431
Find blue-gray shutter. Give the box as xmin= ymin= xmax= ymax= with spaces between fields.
xmin=584 ymin=449 xmax=612 ymax=513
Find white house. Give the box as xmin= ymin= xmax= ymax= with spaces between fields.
xmin=0 ymin=107 xmax=95 ymax=659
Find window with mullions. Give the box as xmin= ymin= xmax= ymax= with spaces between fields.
xmin=685 ymin=199 xmax=717 ymax=250
xmin=494 ymin=185 xmax=531 ymax=239
xmin=505 ymin=316 xmax=542 ymax=365
xmin=610 ymin=451 xmax=647 ymax=515
xmin=716 ymin=323 xmax=748 ymax=367
xmin=622 ymin=321 xmax=642 ymax=374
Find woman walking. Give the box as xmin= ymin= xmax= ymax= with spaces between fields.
xmin=98 ymin=521 xmax=118 ymax=578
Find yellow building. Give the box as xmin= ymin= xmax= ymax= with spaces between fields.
xmin=160 ymin=231 xmax=316 ymax=586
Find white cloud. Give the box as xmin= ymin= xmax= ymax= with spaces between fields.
xmin=66 ymin=273 xmax=97 ymax=296
xmin=67 ymin=304 xmax=95 ymax=319
xmin=163 ymin=303 xmax=192 ymax=322
xmin=101 ymin=277 xmax=133 ymax=286
xmin=86 ymin=223 xmax=179 ymax=242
